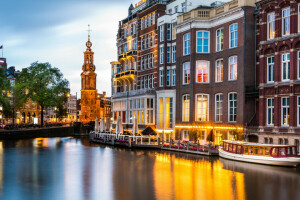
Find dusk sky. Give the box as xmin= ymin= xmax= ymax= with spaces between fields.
xmin=0 ymin=0 xmax=134 ymax=97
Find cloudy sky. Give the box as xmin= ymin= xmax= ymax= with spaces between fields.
xmin=0 ymin=0 xmax=134 ymax=97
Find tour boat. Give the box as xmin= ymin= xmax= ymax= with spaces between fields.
xmin=219 ymin=140 xmax=300 ymax=167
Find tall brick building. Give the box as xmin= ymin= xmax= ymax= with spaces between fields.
xmin=174 ymin=0 xmax=257 ymax=144
xmin=111 ymin=0 xmax=169 ymax=132
xmin=256 ymin=0 xmax=300 ymax=151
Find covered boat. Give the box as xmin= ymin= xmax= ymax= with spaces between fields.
xmin=219 ymin=140 xmax=300 ymax=167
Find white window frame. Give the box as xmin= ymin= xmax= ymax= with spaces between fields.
xmin=216 ymin=28 xmax=224 ymax=52
xmin=298 ymin=51 xmax=300 ymax=80
xmin=167 ymin=47 xmax=171 ymax=63
xmin=196 ymin=60 xmax=209 ymax=83
xmin=183 ymin=62 xmax=190 ymax=85
xmin=282 ymin=7 xmax=291 ymax=36
xmin=267 ymin=56 xmax=275 ymax=83
xmin=183 ymin=33 xmax=190 ymax=56
xmin=167 ymin=24 xmax=171 ymax=41
xmin=195 ymin=94 xmax=209 ymax=122
xmin=182 ymin=130 xmax=189 ymax=141
xmin=182 ymin=94 xmax=190 ymax=122
xmin=160 ymin=47 xmax=164 ymax=64
xmin=172 ymin=45 xmax=176 ymax=63
xmin=282 ymin=53 xmax=290 ymax=81
xmin=229 ymin=23 xmax=238 ymax=48
xmin=266 ymin=98 xmax=274 ymax=126
xmin=267 ymin=12 xmax=275 ymax=40
xmin=160 ymin=25 xmax=164 ymax=42
xmin=166 ymin=69 xmax=170 ymax=86
xmin=298 ymin=96 xmax=300 ymax=126
xmin=229 ymin=56 xmax=238 ymax=81
xmin=215 ymin=59 xmax=223 ymax=82
xmin=281 ymin=97 xmax=290 ymax=126
xmin=298 ymin=4 xmax=300 ymax=33
xmin=196 ymin=31 xmax=210 ymax=53
xmin=215 ymin=93 xmax=223 ymax=122
xmin=159 ymin=69 xmax=164 ymax=87
xmin=228 ymin=92 xmax=237 ymax=122
xmin=172 ymin=68 xmax=176 ymax=86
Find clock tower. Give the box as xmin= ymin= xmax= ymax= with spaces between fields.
xmin=79 ymin=26 xmax=98 ymax=122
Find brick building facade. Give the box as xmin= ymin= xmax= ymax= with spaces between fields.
xmin=111 ymin=0 xmax=169 ymax=132
xmin=174 ymin=0 xmax=257 ymax=145
xmin=256 ymin=0 xmax=300 ymax=151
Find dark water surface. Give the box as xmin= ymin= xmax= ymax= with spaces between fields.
xmin=0 ymin=137 xmax=299 ymax=200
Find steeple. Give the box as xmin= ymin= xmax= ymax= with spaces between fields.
xmin=82 ymin=24 xmax=95 ymax=72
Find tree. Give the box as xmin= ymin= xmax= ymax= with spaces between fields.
xmin=189 ymin=124 xmax=199 ymax=143
xmin=0 ymin=68 xmax=12 ymax=118
xmin=14 ymin=62 xmax=69 ymax=127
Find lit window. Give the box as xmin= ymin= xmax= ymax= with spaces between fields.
xmin=282 ymin=97 xmax=289 ymax=126
xmin=216 ymin=28 xmax=224 ymax=52
xmin=183 ymin=33 xmax=190 ymax=56
xmin=215 ymin=94 xmax=223 ymax=122
xmin=195 ymin=94 xmax=209 ymax=122
xmin=182 ymin=94 xmax=190 ymax=121
xmin=196 ymin=31 xmax=210 ymax=53
xmin=215 ymin=59 xmax=223 ymax=82
xmin=196 ymin=60 xmax=209 ymax=83
xmin=282 ymin=53 xmax=290 ymax=81
xmin=267 ymin=56 xmax=275 ymax=83
xmin=282 ymin=7 xmax=290 ymax=36
xmin=182 ymin=130 xmax=189 ymax=141
xmin=229 ymin=23 xmax=238 ymax=48
xmin=267 ymin=98 xmax=274 ymax=126
xmin=172 ymin=23 xmax=177 ymax=40
xmin=229 ymin=56 xmax=237 ymax=80
xmin=183 ymin=62 xmax=190 ymax=84
xmin=228 ymin=93 xmax=237 ymax=122
xmin=267 ymin=12 xmax=275 ymax=40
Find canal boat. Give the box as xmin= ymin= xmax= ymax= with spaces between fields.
xmin=219 ymin=140 xmax=300 ymax=167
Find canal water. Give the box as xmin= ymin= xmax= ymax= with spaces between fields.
xmin=0 ymin=137 xmax=299 ymax=200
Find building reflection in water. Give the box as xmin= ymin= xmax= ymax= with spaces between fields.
xmin=0 ymin=138 xmax=299 ymax=200
xmin=153 ymin=153 xmax=245 ymax=200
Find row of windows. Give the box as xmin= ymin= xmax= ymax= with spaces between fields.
xmin=141 ymin=13 xmax=156 ymax=30
xmin=182 ymin=93 xmax=237 ymax=123
xmin=182 ymin=56 xmax=238 ymax=85
xmin=123 ymin=23 xmax=137 ymax=38
xmin=159 ymin=23 xmax=177 ymax=42
xmin=121 ymin=39 xmax=137 ymax=54
xmin=266 ymin=96 xmax=300 ymax=127
xmin=159 ymin=68 xmax=176 ymax=87
xmin=167 ymin=2 xmax=186 ymax=15
xmin=183 ymin=23 xmax=238 ymax=55
xmin=140 ymin=54 xmax=154 ymax=70
xmin=266 ymin=6 xmax=300 ymax=40
xmin=141 ymin=33 xmax=155 ymax=50
xmin=159 ymin=45 xmax=176 ymax=64
xmin=140 ymin=74 xmax=155 ymax=89
xmin=266 ymin=52 xmax=300 ymax=83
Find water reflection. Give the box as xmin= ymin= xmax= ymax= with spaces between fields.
xmin=0 ymin=138 xmax=299 ymax=200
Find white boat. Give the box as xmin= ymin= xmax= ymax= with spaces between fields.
xmin=219 ymin=140 xmax=300 ymax=167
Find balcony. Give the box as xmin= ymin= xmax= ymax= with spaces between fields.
xmin=112 ymin=88 xmax=156 ymax=98
xmin=113 ymin=70 xmax=137 ymax=81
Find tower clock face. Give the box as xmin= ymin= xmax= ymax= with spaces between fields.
xmin=89 ymin=65 xmax=95 ymax=71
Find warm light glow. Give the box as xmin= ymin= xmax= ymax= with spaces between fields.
xmin=175 ymin=125 xmax=243 ymax=131
xmin=153 ymin=153 xmax=246 ymax=200
xmin=155 ymin=129 xmax=173 ymax=133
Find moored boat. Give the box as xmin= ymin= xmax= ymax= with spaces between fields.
xmin=219 ymin=140 xmax=300 ymax=167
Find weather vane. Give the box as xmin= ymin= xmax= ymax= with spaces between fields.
xmin=87 ymin=24 xmax=92 ymax=39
